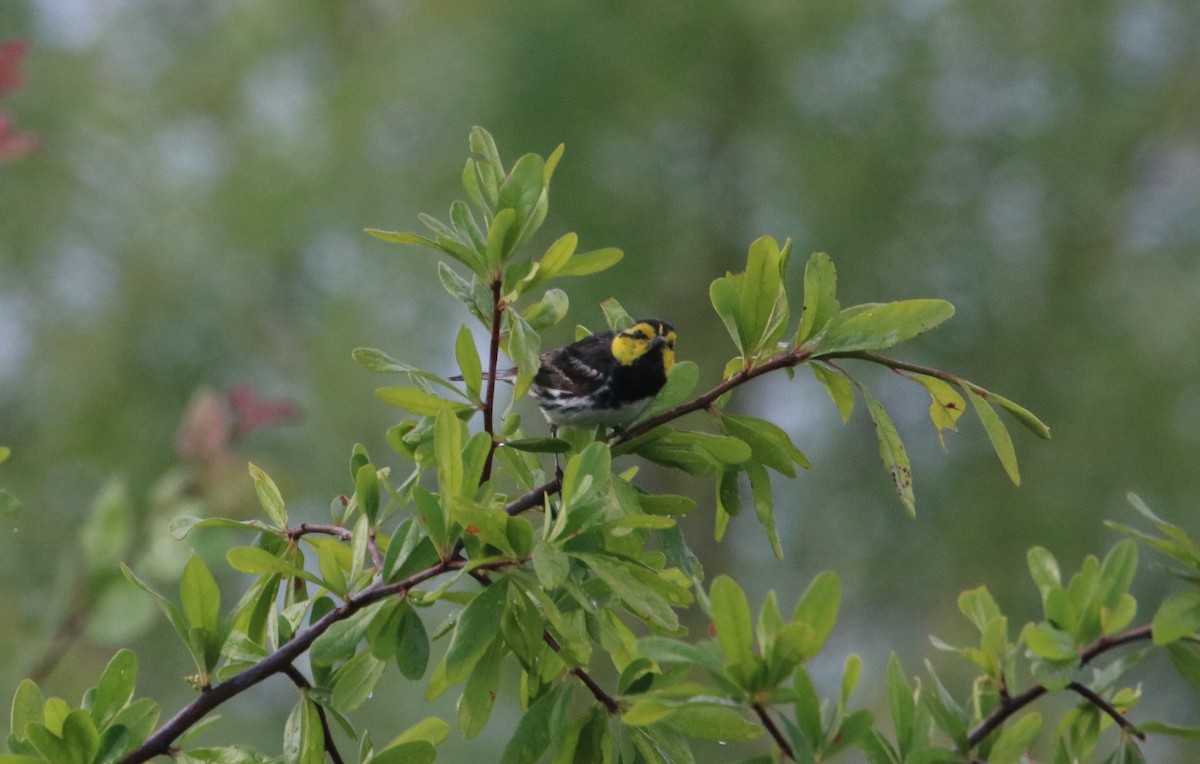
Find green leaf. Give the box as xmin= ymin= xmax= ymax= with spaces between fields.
xmin=375 ymin=387 xmax=474 ymax=418
xmin=600 ymin=297 xmax=634 ymax=332
xmin=1167 ymin=641 xmax=1200 ymax=691
xmin=636 ymin=637 xmax=725 ymax=676
xmin=0 ymin=445 xmax=9 ymax=464
xmin=962 ymin=385 xmax=1021 ymax=485
xmin=121 ymin=563 xmax=189 ymax=643
xmin=497 ymin=153 xmax=546 ymax=248
xmin=351 ymin=348 xmax=466 ymax=395
xmin=533 ymin=540 xmax=569 ymax=590
xmin=1022 ymin=623 xmax=1076 ymax=661
xmin=486 ymin=208 xmax=517 ymax=267
xmin=958 ymin=586 xmax=1001 ymax=633
xmin=792 ymin=571 xmax=840 ymax=655
xmin=746 ymin=463 xmax=783 ymax=560
xmin=793 ymin=668 xmax=823 ymax=751
xmin=663 ymin=704 xmax=762 ymax=742
xmin=1027 ymin=547 xmax=1062 ymax=598
xmin=640 ymin=361 xmax=700 ymax=419
xmin=710 ymin=274 xmax=745 ymax=355
xmin=311 ymin=602 xmax=385 ymax=666
xmin=169 ymin=516 xmax=267 ymax=540
xmin=0 ymin=488 xmax=21 ymax=516
xmin=637 ymin=494 xmax=697 ymax=516
xmin=797 ymin=251 xmax=840 ymax=343
xmin=577 ymin=554 xmax=686 ymax=631
xmin=247 ymin=463 xmax=287 ymax=527
xmin=469 ymin=126 xmax=504 ymax=202
xmin=711 ymin=575 xmax=755 ymax=678
xmin=988 ymin=392 xmax=1052 ymax=440
xmin=370 ymin=741 xmax=437 ymax=764
xmin=886 ymin=654 xmax=915 ymax=758
xmin=62 ymin=711 xmax=100 ymax=764
xmin=1139 ymin=721 xmax=1200 ymax=738
xmin=515 ymin=233 xmax=576 ymax=293
xmin=816 ymin=299 xmax=955 ymax=355
xmin=181 ymin=557 xmax=221 ymax=636
xmin=499 ymin=684 xmax=572 ymax=764
xmin=355 ymin=463 xmax=381 ymax=526
xmin=394 ymin=605 xmax=431 ymax=681
xmin=458 ymin=635 xmax=505 ymax=738
xmin=522 ymin=288 xmax=569 ymax=331
xmin=331 ymin=651 xmax=387 ymax=712
xmin=453 ymin=497 xmax=514 ymax=555
xmin=455 ymin=325 xmax=483 ymax=401
xmin=79 ymin=478 xmax=131 ymax=573
xmin=502 ymin=437 xmax=571 ymax=454
xmin=554 ymin=247 xmax=624 ymax=277
xmin=10 ymin=679 xmax=43 ymax=744
xmin=922 ymin=661 xmax=968 ymax=751
xmin=988 ymin=712 xmax=1042 ymax=764
xmin=637 ymin=431 xmax=752 ymax=474
xmin=282 ymin=698 xmax=324 ymax=764
xmin=907 ymin=374 xmax=965 ymax=451
xmin=505 ymin=310 xmax=542 ymax=399
xmin=859 ymin=384 xmax=915 ymax=517
xmin=1152 ymin=591 xmax=1200 ymax=645
xmin=739 ymin=235 xmax=790 ymax=356
xmin=812 ymin=363 xmax=854 ymax=423
xmin=386 ymin=716 xmax=451 ymax=749
xmin=443 ymin=580 xmax=509 ymax=685
xmin=720 ymin=413 xmax=810 ymax=477
xmin=225 ymin=547 xmax=325 ymax=587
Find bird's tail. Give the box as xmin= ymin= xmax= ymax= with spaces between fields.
xmin=449 ymin=368 xmax=519 ymax=383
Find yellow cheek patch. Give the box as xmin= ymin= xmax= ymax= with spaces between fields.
xmin=662 ymin=347 xmax=675 ymax=373
xmin=611 ymin=333 xmax=647 ymax=366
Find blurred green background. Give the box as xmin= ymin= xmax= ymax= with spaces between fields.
xmin=2 ymin=0 xmax=1199 ymax=760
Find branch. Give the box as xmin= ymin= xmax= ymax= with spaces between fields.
xmin=26 ymin=580 xmax=90 ymax=683
xmin=541 ymin=631 xmax=620 ymax=714
xmin=281 ymin=664 xmax=346 ymax=764
xmin=1068 ymin=681 xmax=1144 ymax=741
xmin=468 ymin=568 xmax=619 ymax=714
xmin=752 ymin=703 xmax=795 ymax=761
xmin=617 ymin=348 xmax=814 ymax=443
xmin=286 ymin=523 xmax=352 ymax=542
xmin=481 ymin=278 xmax=504 ymax=483
xmin=119 ymin=558 xmax=516 ymax=764
xmin=965 ymin=624 xmax=1153 ymax=751
xmin=824 ymin=351 xmax=986 ymax=394
xmin=495 ymin=348 xmax=818 ymax=521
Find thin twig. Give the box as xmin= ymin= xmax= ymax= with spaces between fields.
xmin=1068 ymin=681 xmax=1145 ymax=740
xmin=468 ymin=568 xmax=619 ymax=713
xmin=118 ymin=558 xmax=516 ymax=764
xmin=752 ymin=703 xmax=795 ymax=761
xmin=281 ymin=664 xmax=346 ymax=764
xmin=823 ymin=351 xmax=982 ymax=394
xmin=368 ymin=530 xmax=386 ymax=580
xmin=616 ymin=348 xmax=814 ymax=444
xmin=286 ymin=523 xmax=352 ymax=541
xmin=965 ymin=625 xmax=1153 ymax=750
xmin=541 ymin=632 xmax=620 ymax=714
xmin=26 ymin=581 xmax=90 ymax=683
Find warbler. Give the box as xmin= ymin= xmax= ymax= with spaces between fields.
xmin=530 ymin=318 xmax=676 ymax=436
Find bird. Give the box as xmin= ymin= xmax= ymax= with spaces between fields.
xmin=530 ymin=318 xmax=676 ymax=437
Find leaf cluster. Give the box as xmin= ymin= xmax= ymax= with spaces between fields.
xmin=4 ymin=130 xmax=1197 ymax=764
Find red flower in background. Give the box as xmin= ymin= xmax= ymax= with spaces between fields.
xmin=0 ymin=39 xmax=38 ymax=163
xmin=0 ymin=40 xmax=30 ymax=95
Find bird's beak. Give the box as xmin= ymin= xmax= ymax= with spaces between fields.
xmin=650 ymin=336 xmax=667 ymax=348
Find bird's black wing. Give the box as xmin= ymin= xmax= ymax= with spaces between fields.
xmin=534 ymin=333 xmax=616 ymax=396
